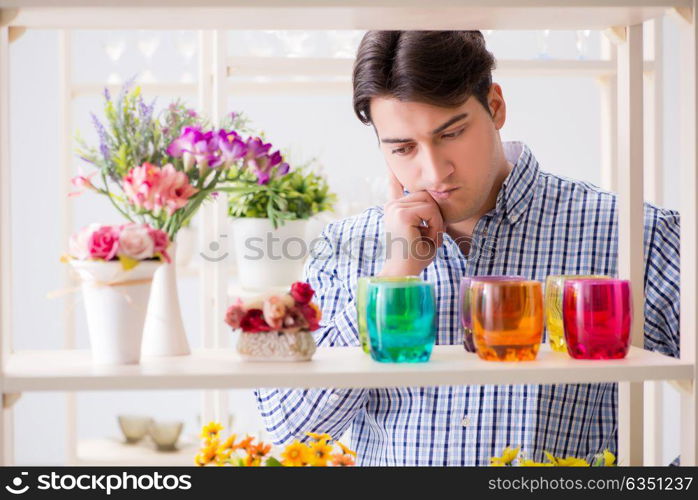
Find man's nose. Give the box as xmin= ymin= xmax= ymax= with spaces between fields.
xmin=420 ymin=146 xmax=454 ymax=186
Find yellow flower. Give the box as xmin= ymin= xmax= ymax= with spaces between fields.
xmin=243 ymin=455 xmax=262 ymax=467
xmin=337 ymin=441 xmax=357 ymax=457
xmin=490 ymin=446 xmax=520 ymax=466
xmin=220 ymin=434 xmax=237 ymax=450
xmin=306 ymin=432 xmax=332 ymax=442
xmin=308 ymin=440 xmax=334 ymax=466
xmin=519 ymin=459 xmax=554 ymax=467
xmin=195 ymin=439 xmax=219 ymax=466
xmin=555 ymin=456 xmax=590 ymax=467
xmin=544 ymin=451 xmax=558 ymax=465
xmin=602 ymin=449 xmax=616 ymax=466
xmin=281 ymin=440 xmax=311 ymax=467
xmin=200 ymin=421 xmax=224 ymax=440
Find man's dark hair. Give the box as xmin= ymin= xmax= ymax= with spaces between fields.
xmin=352 ymin=31 xmax=497 ymax=125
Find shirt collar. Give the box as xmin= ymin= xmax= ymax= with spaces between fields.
xmin=495 ymin=141 xmax=540 ymax=225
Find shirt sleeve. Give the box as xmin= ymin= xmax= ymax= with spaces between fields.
xmin=643 ymin=207 xmax=681 ymax=358
xmin=253 ymin=221 xmax=370 ymax=445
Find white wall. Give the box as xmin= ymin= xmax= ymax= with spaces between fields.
xmin=7 ymin=24 xmax=682 ymax=465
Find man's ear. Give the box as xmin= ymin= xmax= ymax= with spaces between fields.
xmin=487 ymin=83 xmax=507 ymax=130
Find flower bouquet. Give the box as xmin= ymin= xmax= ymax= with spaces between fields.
xmin=226 ymin=281 xmax=321 ymax=361
xmin=196 ymin=422 xmax=356 ymax=467
xmin=62 ymin=223 xmax=170 ymax=365
xmin=73 ymin=81 xmax=291 ymax=357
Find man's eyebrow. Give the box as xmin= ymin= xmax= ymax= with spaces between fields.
xmin=379 ymin=113 xmax=469 ymax=144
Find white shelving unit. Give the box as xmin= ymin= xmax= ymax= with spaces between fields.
xmin=0 ymin=0 xmax=696 ymax=467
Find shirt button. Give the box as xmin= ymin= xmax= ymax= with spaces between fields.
xmin=329 ymin=393 xmax=340 ymax=403
xmin=461 ymin=416 xmax=470 ymax=427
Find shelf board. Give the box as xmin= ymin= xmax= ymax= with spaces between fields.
xmin=2 ymin=344 xmax=693 ymax=393
xmin=72 ymin=437 xmax=200 ymax=466
xmin=2 ymin=1 xmax=684 ymax=30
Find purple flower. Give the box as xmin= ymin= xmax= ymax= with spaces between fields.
xmin=245 ymin=137 xmax=272 ymax=159
xmin=91 ymin=113 xmax=110 ymax=161
xmin=217 ymin=129 xmax=247 ymax=167
xmin=167 ymin=126 xmax=220 ymax=172
xmin=103 ymin=87 xmax=111 ymax=102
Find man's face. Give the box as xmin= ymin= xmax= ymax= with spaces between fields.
xmin=370 ymin=84 xmax=507 ymax=224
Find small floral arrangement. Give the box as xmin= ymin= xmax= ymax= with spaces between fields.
xmin=490 ymin=446 xmax=617 ymax=467
xmin=195 ymin=422 xmax=356 ymax=467
xmin=225 ymin=281 xmax=321 ymax=333
xmin=62 ymin=222 xmax=170 ymax=271
xmin=227 ymin=157 xmax=337 ymax=229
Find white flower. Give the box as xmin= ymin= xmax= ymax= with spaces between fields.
xmin=68 ymin=223 xmax=100 ymax=260
xmin=118 ymin=223 xmax=155 ymax=260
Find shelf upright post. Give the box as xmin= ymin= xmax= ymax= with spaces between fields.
xmin=616 ymin=22 xmax=645 ymax=466
xmin=643 ymin=16 xmax=666 ymax=466
xmin=198 ymin=30 xmax=230 ymax=429
xmin=0 ymin=23 xmax=13 ymax=466
xmin=678 ymin=2 xmax=698 ymax=468
xmin=57 ymin=28 xmax=79 ymax=467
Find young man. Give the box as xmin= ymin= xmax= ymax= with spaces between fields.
xmin=255 ymin=31 xmax=680 ymax=466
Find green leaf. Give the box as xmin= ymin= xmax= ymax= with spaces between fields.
xmin=265 ymin=457 xmax=283 ymax=467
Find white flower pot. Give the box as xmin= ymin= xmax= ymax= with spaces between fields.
xmin=70 ymin=260 xmax=160 ymax=365
xmin=142 ymin=242 xmax=192 ymax=358
xmin=230 ymin=218 xmax=309 ymax=292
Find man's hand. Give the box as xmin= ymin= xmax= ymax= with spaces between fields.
xmin=379 ymin=170 xmax=445 ymax=277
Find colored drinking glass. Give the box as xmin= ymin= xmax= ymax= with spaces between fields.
xmin=366 ymin=280 xmax=436 ymax=363
xmin=544 ymin=274 xmax=608 ymax=353
xmin=562 ymin=279 xmax=632 ymax=359
xmin=356 ymin=275 xmax=421 ymax=354
xmin=471 ymin=280 xmax=544 ymax=361
xmin=459 ymin=275 xmax=524 ymax=353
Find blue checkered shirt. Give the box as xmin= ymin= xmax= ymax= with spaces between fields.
xmin=254 ymin=141 xmax=680 ymax=466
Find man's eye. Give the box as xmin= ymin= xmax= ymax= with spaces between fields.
xmin=391 ymin=145 xmax=415 ymax=156
xmin=442 ymin=127 xmax=465 ymax=139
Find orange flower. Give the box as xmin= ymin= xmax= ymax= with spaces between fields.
xmin=235 ymin=435 xmax=255 ymax=451
xmin=195 ymin=439 xmax=219 ymax=466
xmin=247 ymin=442 xmax=272 ymax=459
xmin=331 ymin=452 xmax=355 ymax=466
xmin=243 ymin=455 xmax=262 ymax=467
xmin=308 ymin=440 xmax=334 ymax=466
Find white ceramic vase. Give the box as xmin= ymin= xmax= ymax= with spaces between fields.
xmin=70 ymin=260 xmax=160 ymax=365
xmin=230 ymin=217 xmax=309 ymax=292
xmin=141 ymin=242 xmax=191 ymax=358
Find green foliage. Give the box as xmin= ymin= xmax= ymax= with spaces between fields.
xmin=226 ymin=158 xmax=337 ymax=229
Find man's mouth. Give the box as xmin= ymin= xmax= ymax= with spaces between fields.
xmin=427 ymin=187 xmax=459 ymax=200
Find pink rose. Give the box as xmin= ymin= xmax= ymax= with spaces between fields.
xmin=118 ymin=223 xmax=155 ymax=260
xmin=262 ymin=296 xmax=287 ymax=330
xmin=69 ymin=223 xmax=101 ymax=260
xmin=290 ymin=282 xmax=315 ymax=305
xmin=88 ymin=225 xmax=120 ymax=260
xmin=149 ymin=227 xmax=171 ymax=263
xmin=225 ymin=300 xmax=246 ymax=329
